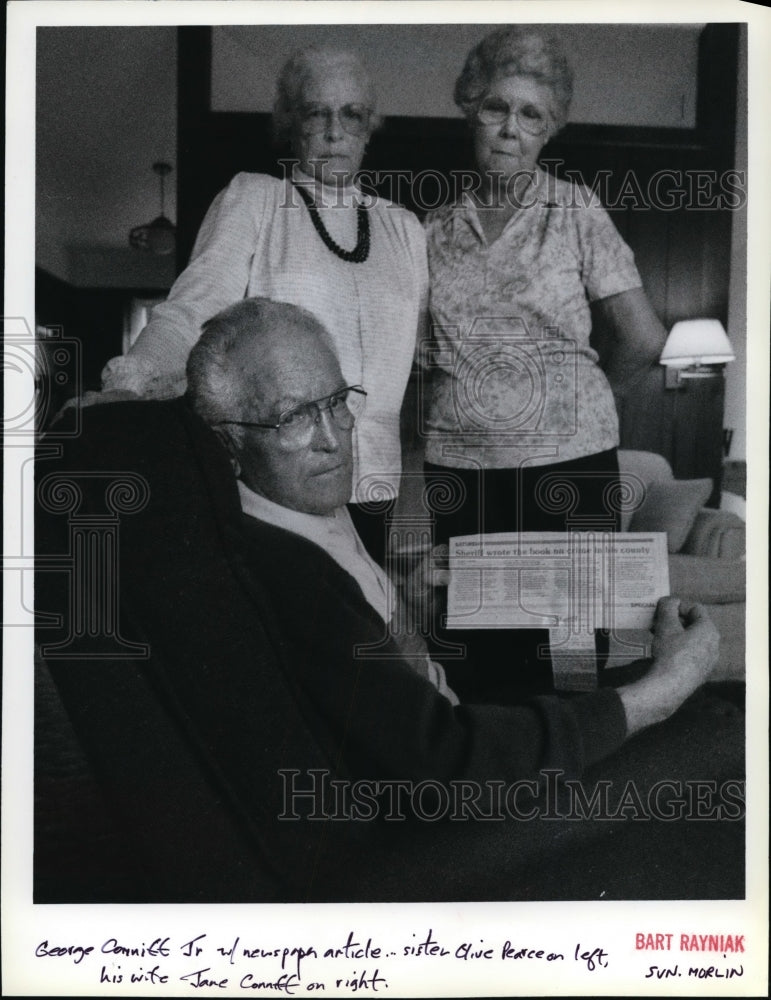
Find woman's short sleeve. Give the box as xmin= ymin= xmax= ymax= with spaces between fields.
xmin=573 ymin=189 xmax=642 ymax=303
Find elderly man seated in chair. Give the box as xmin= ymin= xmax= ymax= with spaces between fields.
xmin=185 ymin=295 xmax=722 ymax=788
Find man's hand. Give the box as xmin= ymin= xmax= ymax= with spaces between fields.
xmin=400 ymin=543 xmax=450 ymax=633
xmin=618 ymin=597 xmax=720 ymax=736
xmin=391 ymin=544 xmax=449 ymax=660
xmin=388 ymin=591 xmax=432 ymax=662
xmin=650 ymin=597 xmax=719 ymax=668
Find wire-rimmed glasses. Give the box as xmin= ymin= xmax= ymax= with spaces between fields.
xmin=298 ymin=103 xmax=372 ymax=137
xmin=214 ymin=385 xmax=367 ymax=451
xmin=476 ymin=96 xmax=552 ymax=136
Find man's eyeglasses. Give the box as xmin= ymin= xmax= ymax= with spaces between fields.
xmin=476 ymin=96 xmax=552 ymax=136
xmin=298 ymin=103 xmax=372 ymax=137
xmin=215 ymin=385 xmax=367 ymax=451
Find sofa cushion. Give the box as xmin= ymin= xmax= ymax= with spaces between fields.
xmin=629 ymin=478 xmax=713 ymax=552
xmin=617 ymin=450 xmax=675 ymax=532
xmin=668 ymin=554 xmax=746 ymax=604
xmin=618 ymin=449 xmax=675 ymax=484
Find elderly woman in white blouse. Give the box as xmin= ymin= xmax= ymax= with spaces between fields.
xmin=422 ymin=27 xmax=668 ymax=702
xmin=101 ymin=46 xmax=428 ymax=563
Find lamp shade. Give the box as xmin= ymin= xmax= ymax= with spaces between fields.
xmin=129 ymin=162 xmax=176 ymax=256
xmin=129 ymin=215 xmax=176 ymax=256
xmin=660 ymin=319 xmax=735 ymax=366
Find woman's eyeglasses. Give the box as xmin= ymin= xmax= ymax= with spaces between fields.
xmin=476 ymin=96 xmax=552 ymax=136
xmin=215 ymin=385 xmax=367 ymax=451
xmin=298 ymin=103 xmax=372 ymax=137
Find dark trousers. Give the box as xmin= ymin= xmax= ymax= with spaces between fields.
xmin=424 ymin=449 xmax=621 ymax=703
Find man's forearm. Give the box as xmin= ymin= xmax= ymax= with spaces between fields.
xmin=617 ymin=673 xmax=678 ymax=737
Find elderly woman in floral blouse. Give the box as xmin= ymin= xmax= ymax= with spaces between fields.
xmin=422 ymin=27 xmax=668 ymax=702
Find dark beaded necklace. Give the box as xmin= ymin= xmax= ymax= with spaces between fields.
xmin=293 ymin=183 xmax=370 ymax=264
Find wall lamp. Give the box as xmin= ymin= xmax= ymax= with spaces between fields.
xmin=660 ymin=318 xmax=735 ymax=389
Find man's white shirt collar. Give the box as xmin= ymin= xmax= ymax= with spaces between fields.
xmin=237 ymin=482 xmax=459 ymax=706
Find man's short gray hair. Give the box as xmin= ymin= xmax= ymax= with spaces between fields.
xmin=272 ymin=45 xmax=381 ymax=144
xmin=186 ymin=297 xmax=327 ymax=429
xmin=454 ymin=27 xmax=574 ymax=133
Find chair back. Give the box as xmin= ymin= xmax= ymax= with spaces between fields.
xmin=35 ymin=398 xmax=343 ymax=901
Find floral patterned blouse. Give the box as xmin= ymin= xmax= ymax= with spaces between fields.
xmin=422 ymin=169 xmax=642 ymax=469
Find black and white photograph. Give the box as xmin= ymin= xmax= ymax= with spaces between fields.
xmin=3 ymin=1 xmax=769 ymax=996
